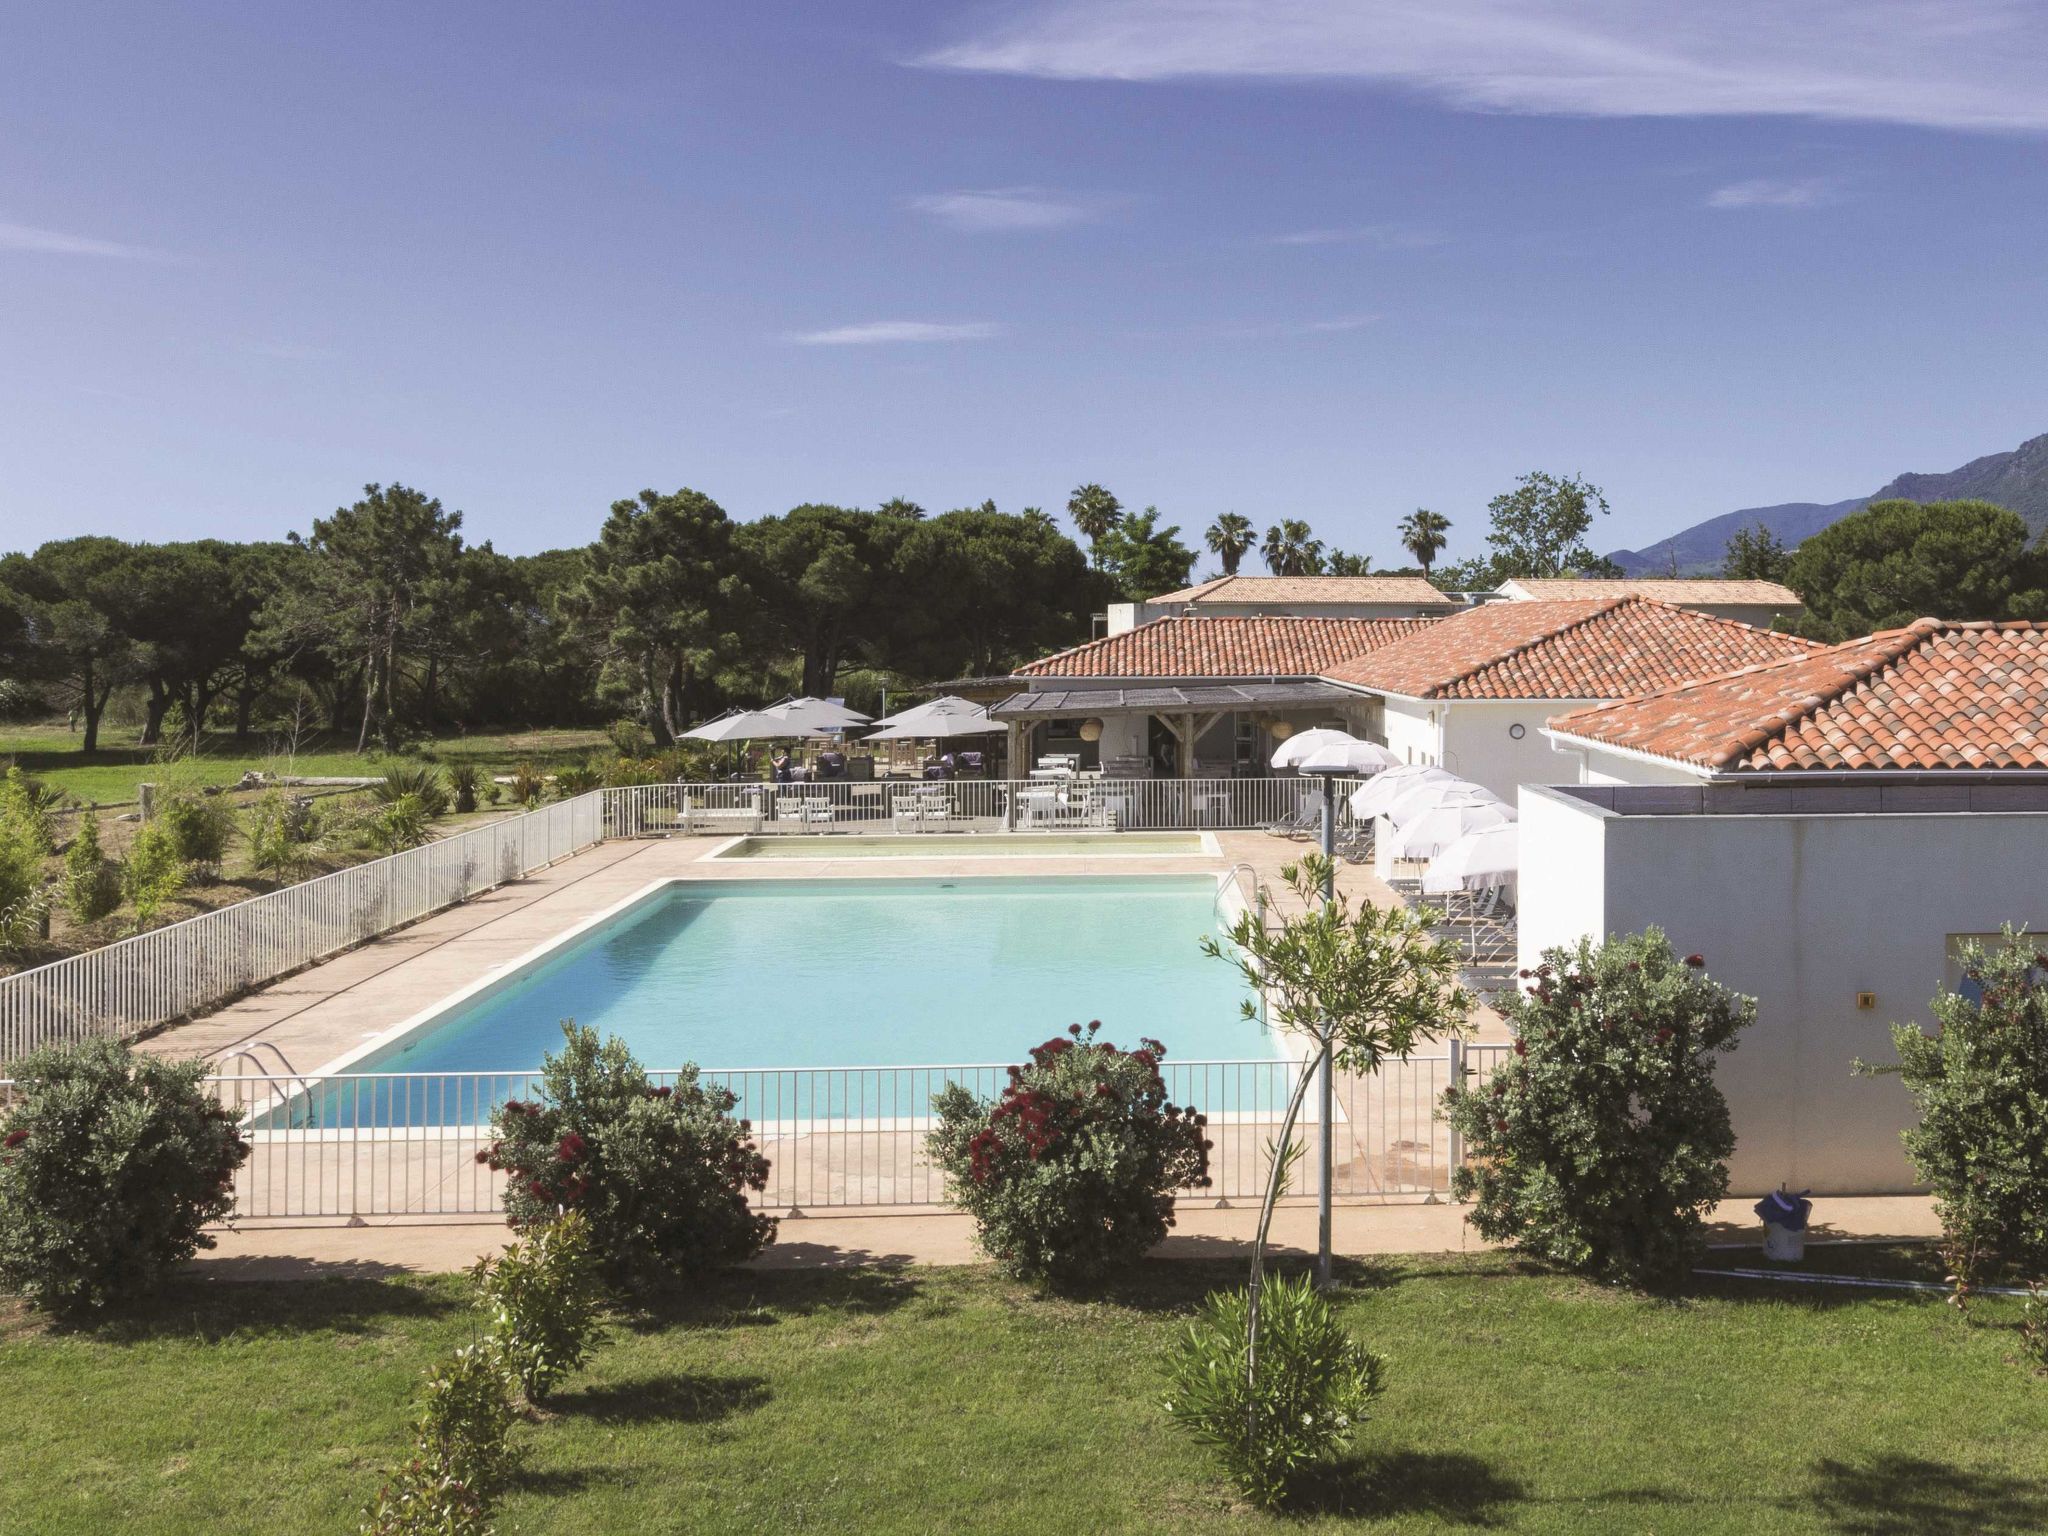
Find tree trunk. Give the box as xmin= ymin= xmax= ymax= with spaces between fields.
xmin=422 ymin=655 xmax=440 ymax=730
xmin=79 ymin=658 xmax=104 ymax=754
xmin=356 ymin=645 xmax=379 ymax=753
xmin=140 ymin=679 xmax=171 ymax=747
xmin=234 ymin=681 xmax=257 ymax=742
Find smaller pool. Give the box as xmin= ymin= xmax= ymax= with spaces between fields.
xmin=711 ymin=832 xmax=1214 ymax=860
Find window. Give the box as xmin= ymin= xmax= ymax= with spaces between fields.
xmin=1945 ymin=931 xmax=2048 ymax=1003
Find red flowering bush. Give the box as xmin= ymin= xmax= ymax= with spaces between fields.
xmin=1442 ymin=928 xmax=1753 ymax=1287
xmin=482 ymin=1023 xmax=774 ymax=1292
xmin=926 ymin=1022 xmax=1211 ymax=1289
xmin=0 ymin=1037 xmax=248 ymax=1312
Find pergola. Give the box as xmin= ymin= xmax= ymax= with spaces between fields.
xmin=988 ymin=681 xmax=1359 ymax=778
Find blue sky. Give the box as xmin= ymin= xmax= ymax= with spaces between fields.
xmin=4 ymin=2 xmax=2045 ymax=566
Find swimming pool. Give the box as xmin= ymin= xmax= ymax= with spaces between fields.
xmin=710 ymin=832 xmax=1214 ymax=860
xmin=292 ymin=875 xmax=1272 ymax=1127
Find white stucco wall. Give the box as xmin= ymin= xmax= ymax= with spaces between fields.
xmin=1516 ymin=787 xmax=2048 ymax=1195
xmin=1552 ymin=739 xmax=1711 ymax=787
xmin=1439 ymin=699 xmax=1603 ymax=801
xmin=1378 ymin=696 xmax=1440 ymax=767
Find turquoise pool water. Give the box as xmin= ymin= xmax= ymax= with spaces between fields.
xmin=299 ymin=876 xmax=1271 ymax=1127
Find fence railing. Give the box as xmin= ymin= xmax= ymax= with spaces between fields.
xmin=601 ymin=775 xmax=1355 ymax=839
xmin=0 ymin=793 xmax=606 ymax=1063
xmin=195 ymin=1044 xmax=1514 ymax=1219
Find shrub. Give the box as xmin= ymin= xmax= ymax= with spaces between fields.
xmin=0 ymin=766 xmax=60 ymax=855
xmin=1860 ymin=929 xmax=2048 ymax=1286
xmin=552 ymin=762 xmax=603 ymax=798
xmin=359 ymin=1457 xmax=492 ymax=1536
xmin=471 ymin=1209 xmax=609 ymax=1404
xmin=446 ymin=763 xmax=481 ymax=815
xmin=122 ymin=818 xmax=187 ymax=928
xmin=373 ymin=766 xmax=451 ymax=819
xmin=607 ymin=718 xmax=652 ymax=758
xmin=509 ymin=763 xmax=546 ymax=807
xmin=415 ymin=1344 xmax=517 ymax=1491
xmin=1443 ymin=928 xmax=1753 ymax=1287
xmin=154 ymin=791 xmax=235 ymax=875
xmin=243 ymin=790 xmax=313 ymax=879
xmin=0 ymin=814 xmax=45 ymax=951
xmin=0 ymin=1038 xmax=248 ymax=1312
xmin=1163 ymin=1271 xmax=1386 ymax=1508
xmin=362 ymin=1344 xmax=514 ymax=1536
xmin=602 ymin=756 xmax=667 ymax=789
xmin=371 ymin=794 xmax=433 ymax=854
xmin=482 ymin=1024 xmax=775 ymax=1292
xmin=926 ymin=1021 xmax=1211 ymax=1289
xmin=60 ymin=810 xmax=121 ymax=924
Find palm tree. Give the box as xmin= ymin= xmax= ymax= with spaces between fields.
xmin=1066 ymin=483 xmax=1124 ymax=568
xmin=1398 ymin=508 xmax=1452 ymax=577
xmin=1019 ymin=506 xmax=1056 ymax=532
xmin=1204 ymin=512 xmax=1255 ymax=577
xmin=1260 ymin=519 xmax=1324 ymax=577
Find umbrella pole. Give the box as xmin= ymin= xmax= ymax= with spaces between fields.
xmin=1318 ymin=771 xmax=1335 ymax=1288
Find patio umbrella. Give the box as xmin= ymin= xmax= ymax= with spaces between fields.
xmin=1389 ymin=795 xmax=1514 ymax=861
xmin=1291 ymin=739 xmax=1400 ymax=775
xmin=681 ymin=710 xmax=834 ymax=743
xmin=764 ymin=696 xmax=871 ymax=731
xmin=863 ymin=700 xmax=1000 ymax=741
xmin=1269 ymin=728 xmax=1362 ymax=770
xmin=1383 ymin=776 xmax=1498 ymax=829
xmin=869 ymin=694 xmax=981 ymax=731
xmin=1423 ymin=823 xmax=1519 ymax=895
xmin=1348 ymin=764 xmax=1457 ymax=821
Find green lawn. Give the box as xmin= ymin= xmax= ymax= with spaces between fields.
xmin=2 ymin=1251 xmax=2043 ymax=1534
xmin=0 ymin=725 xmax=611 ymax=805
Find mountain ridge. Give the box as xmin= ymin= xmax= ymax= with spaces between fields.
xmin=1609 ymin=432 xmax=2048 ymax=576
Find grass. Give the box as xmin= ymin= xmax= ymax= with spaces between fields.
xmin=2 ymin=1251 xmax=2044 ymax=1534
xmin=0 ymin=724 xmax=611 ymax=806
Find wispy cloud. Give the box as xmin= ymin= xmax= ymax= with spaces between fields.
xmin=1705 ymin=177 xmax=1838 ymax=209
xmin=1265 ymin=224 xmax=1445 ymax=249
xmin=920 ymin=1 xmax=2048 ymax=134
xmin=0 ymin=218 xmax=170 ymax=260
xmin=908 ymin=187 xmax=1104 ymax=232
xmin=784 ymin=320 xmax=1004 ymax=346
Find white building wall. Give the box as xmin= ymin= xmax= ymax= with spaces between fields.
xmin=1557 ymin=740 xmax=1712 ymax=787
xmin=1439 ymin=699 xmax=1603 ymax=801
xmin=1516 ymin=788 xmax=2048 ymax=1195
xmin=1378 ymin=696 xmax=1440 ymax=767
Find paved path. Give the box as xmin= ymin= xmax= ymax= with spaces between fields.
xmin=188 ymin=1195 xmax=1942 ymax=1281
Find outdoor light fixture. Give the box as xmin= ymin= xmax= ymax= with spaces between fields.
xmin=1078 ymin=719 xmax=1103 ymax=742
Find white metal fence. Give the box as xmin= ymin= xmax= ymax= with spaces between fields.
xmin=600 ymin=775 xmax=1346 ymax=838
xmin=1 ymin=776 xmax=1364 ymax=1063
xmin=189 ymin=1043 xmax=1513 ymax=1220
xmin=0 ymin=792 xmax=605 ymax=1062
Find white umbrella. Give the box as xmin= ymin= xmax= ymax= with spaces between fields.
xmin=863 ymin=703 xmax=1000 ymax=741
xmin=1390 ymin=796 xmax=1514 ymax=860
xmin=1349 ymin=765 xmax=1456 ymax=821
xmin=765 ymin=696 xmax=871 ymax=731
xmin=1292 ymin=739 xmax=1401 ymax=776
xmin=1384 ymin=777 xmax=1498 ymax=829
xmin=869 ymin=694 xmax=983 ymax=731
xmin=682 ymin=710 xmax=834 ymax=743
xmin=1423 ymin=824 xmax=1519 ymax=895
xmin=1269 ymin=728 xmax=1361 ymax=770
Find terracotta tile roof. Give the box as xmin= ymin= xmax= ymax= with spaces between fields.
xmin=1547 ymin=619 xmax=2048 ymax=774
xmin=1320 ymin=597 xmax=1817 ymax=700
xmin=1017 ymin=615 xmax=1436 ymax=679
xmin=1499 ymin=578 xmax=1801 ymax=607
xmin=1148 ymin=574 xmax=1457 ymax=608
